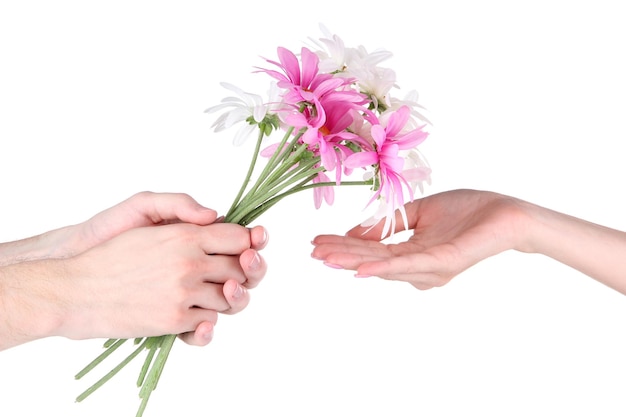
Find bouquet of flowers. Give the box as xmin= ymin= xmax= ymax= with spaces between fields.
xmin=74 ymin=25 xmax=432 ymax=417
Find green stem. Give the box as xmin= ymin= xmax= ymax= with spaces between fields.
xmin=75 ymin=338 xmax=128 ymax=380
xmin=255 ymin=140 xmax=309 ymax=191
xmin=103 ymin=338 xmax=118 ymax=348
xmin=136 ymin=336 xmax=160 ymax=387
xmin=135 ymin=334 xmax=176 ymax=417
xmin=227 ymin=157 xmax=320 ymax=222
xmin=138 ymin=334 xmax=176 ymax=398
xmin=289 ymin=180 xmax=373 ymax=192
xmin=75 ymin=338 xmax=149 ymax=402
xmin=136 ymin=387 xmax=153 ymax=417
xmin=232 ymin=127 xmax=305 ymax=216
xmin=225 ymin=127 xmax=265 ymax=219
xmin=237 ymin=178 xmax=373 ymax=226
xmin=240 ymin=126 xmax=297 ymax=199
xmin=226 ymin=159 xmax=323 ymax=224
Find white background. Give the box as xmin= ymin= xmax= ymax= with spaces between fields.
xmin=1 ymin=1 xmax=626 ymax=416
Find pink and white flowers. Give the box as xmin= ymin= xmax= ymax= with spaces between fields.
xmin=75 ymin=29 xmax=432 ymax=417
xmin=210 ymin=26 xmax=432 ymax=238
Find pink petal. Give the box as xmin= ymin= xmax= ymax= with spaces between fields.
xmin=260 ymin=142 xmax=281 ymax=157
xmin=385 ymin=106 xmax=410 ymax=137
xmin=277 ymin=47 xmax=301 ymax=85
xmin=299 ymin=47 xmax=320 ymax=88
xmin=395 ymin=128 xmax=429 ymax=149
xmin=344 ymin=151 xmax=378 ymax=169
xmin=370 ymin=124 xmax=386 ymax=148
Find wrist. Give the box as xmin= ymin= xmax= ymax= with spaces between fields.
xmin=0 ymin=258 xmax=71 ymax=349
xmin=503 ymin=197 xmax=545 ymax=255
xmin=514 ymin=199 xmax=583 ymax=257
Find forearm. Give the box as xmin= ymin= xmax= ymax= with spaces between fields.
xmin=0 ymin=260 xmax=66 ymax=350
xmin=522 ymin=202 xmax=626 ymax=294
xmin=0 ymin=225 xmax=78 ymax=267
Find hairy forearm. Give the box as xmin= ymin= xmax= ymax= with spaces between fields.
xmin=522 ymin=202 xmax=626 ymax=294
xmin=0 ymin=260 xmax=66 ymax=350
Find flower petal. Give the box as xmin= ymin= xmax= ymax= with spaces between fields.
xmin=344 ymin=151 xmax=378 ymax=169
xmin=232 ymin=124 xmax=257 ymax=146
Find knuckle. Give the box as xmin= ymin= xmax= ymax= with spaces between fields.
xmin=165 ymin=308 xmax=189 ymax=331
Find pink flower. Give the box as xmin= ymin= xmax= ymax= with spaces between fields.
xmin=259 ymin=46 xmax=366 ymax=112
xmin=261 ymin=47 xmax=332 ymax=104
xmin=284 ymin=98 xmax=360 ymax=175
xmin=312 ymin=169 xmax=334 ymax=209
xmin=344 ymin=105 xmax=429 ymax=236
xmin=259 ymin=45 xmax=371 ymax=190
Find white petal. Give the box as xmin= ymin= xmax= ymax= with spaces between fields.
xmin=204 ymin=100 xmax=242 ymax=114
xmin=232 ymin=123 xmax=256 ymax=146
xmin=252 ymin=105 xmax=267 ymax=123
xmin=210 ymin=113 xmax=229 ymax=131
xmin=224 ymin=108 xmax=251 ymax=128
xmin=220 ymin=82 xmax=247 ymax=97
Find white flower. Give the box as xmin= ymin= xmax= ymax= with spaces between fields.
xmin=310 ymin=33 xmax=348 ymax=73
xmin=204 ymin=82 xmax=272 ymax=146
xmin=360 ymin=198 xmax=409 ymax=241
xmin=388 ymin=89 xmax=432 ymax=126
xmin=403 ymin=149 xmax=432 ymax=194
xmin=309 ymin=25 xmax=398 ymax=111
xmin=350 ymin=64 xmax=397 ymax=110
xmin=356 ymin=149 xmax=430 ymax=240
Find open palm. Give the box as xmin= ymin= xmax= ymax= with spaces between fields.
xmin=312 ymin=189 xmax=528 ymax=289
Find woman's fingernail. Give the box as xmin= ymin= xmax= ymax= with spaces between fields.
xmin=324 ymin=262 xmax=343 ymax=269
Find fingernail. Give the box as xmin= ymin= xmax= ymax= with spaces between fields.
xmin=323 ymin=262 xmax=343 ymax=269
xmin=250 ymin=227 xmax=269 ymax=247
xmin=215 ymin=215 xmax=225 ymax=223
xmin=233 ymin=284 xmax=246 ymax=300
xmin=248 ymin=251 xmax=261 ymax=270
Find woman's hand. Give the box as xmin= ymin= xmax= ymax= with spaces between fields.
xmin=313 ymin=188 xmax=626 ymax=294
xmin=311 ymin=190 xmax=529 ymax=289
